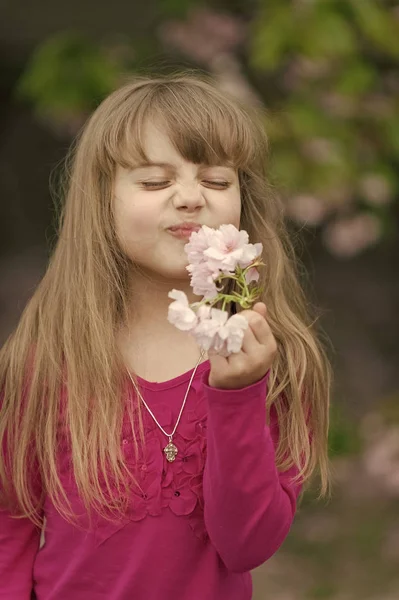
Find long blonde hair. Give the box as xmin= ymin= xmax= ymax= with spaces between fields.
xmin=0 ymin=72 xmax=332 ymax=526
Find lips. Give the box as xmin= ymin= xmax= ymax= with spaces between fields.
xmin=168 ymin=224 xmax=202 ymax=234
xmin=167 ymin=224 xmax=201 ymax=239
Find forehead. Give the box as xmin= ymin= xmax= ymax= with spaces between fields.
xmin=131 ymin=123 xmax=235 ymax=173
xmin=140 ymin=122 xmax=183 ymax=163
xmin=114 ymin=100 xmax=250 ymax=172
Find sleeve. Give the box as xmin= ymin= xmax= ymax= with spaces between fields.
xmin=0 ymin=510 xmax=41 ymax=599
xmin=0 ymin=391 xmax=42 ymax=599
xmin=201 ymin=369 xmax=302 ymax=573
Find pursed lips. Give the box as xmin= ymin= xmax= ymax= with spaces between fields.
xmin=167 ymin=223 xmax=202 ymax=238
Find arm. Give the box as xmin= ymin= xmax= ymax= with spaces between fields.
xmin=202 ymin=370 xmax=302 ymax=573
xmin=0 ymin=390 xmax=42 ymax=598
xmin=0 ymin=509 xmax=41 ymax=599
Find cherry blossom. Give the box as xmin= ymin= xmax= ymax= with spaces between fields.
xmin=208 ymin=312 xmax=249 ymax=356
xmin=167 ymin=224 xmax=264 ymax=356
xmin=167 ymin=290 xmax=198 ymax=331
xmin=203 ymin=224 xmax=261 ymax=272
xmin=186 ymin=261 xmax=219 ymax=300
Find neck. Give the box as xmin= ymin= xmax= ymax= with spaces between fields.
xmin=117 ymin=274 xmax=208 ymax=377
xmin=121 ymin=273 xmax=203 ymax=340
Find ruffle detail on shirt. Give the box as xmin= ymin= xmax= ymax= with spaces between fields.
xmin=115 ymin=383 xmax=208 ymax=540
xmin=55 ymin=379 xmax=210 ymax=546
xmin=119 ymin=397 xmax=209 ymax=541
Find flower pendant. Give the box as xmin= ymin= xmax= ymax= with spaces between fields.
xmin=164 ymin=439 xmax=178 ymax=462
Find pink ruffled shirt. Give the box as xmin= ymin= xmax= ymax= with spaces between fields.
xmin=0 ymin=360 xmax=301 ymax=599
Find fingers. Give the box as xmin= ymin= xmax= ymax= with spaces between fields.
xmin=210 ymin=303 xmax=275 ymax=362
xmin=208 ymin=302 xmax=276 ymax=386
xmin=252 ymin=302 xmax=267 ymax=319
xmin=239 ymin=307 xmax=271 ymax=346
xmin=240 ymin=325 xmax=261 ymax=355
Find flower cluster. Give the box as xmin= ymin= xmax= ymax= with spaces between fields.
xmin=167 ymin=224 xmax=264 ymax=357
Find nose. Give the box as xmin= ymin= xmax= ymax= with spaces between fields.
xmin=172 ymin=182 xmax=205 ymax=210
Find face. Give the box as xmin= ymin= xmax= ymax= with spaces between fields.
xmin=113 ymin=122 xmax=241 ymax=283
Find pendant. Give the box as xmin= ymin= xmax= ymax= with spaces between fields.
xmin=164 ymin=438 xmax=178 ymax=462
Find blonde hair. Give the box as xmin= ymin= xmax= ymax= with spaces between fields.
xmin=0 ymin=72 xmax=332 ymax=526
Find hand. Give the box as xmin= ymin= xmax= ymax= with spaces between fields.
xmin=207 ymin=302 xmax=277 ymax=389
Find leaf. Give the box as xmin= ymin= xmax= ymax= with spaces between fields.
xmin=285 ymin=102 xmax=331 ymax=138
xmin=350 ymin=0 xmax=399 ymax=57
xmin=16 ymin=32 xmax=122 ymax=116
xmin=157 ymin=0 xmax=198 ymax=18
xmin=249 ymin=5 xmax=294 ymax=70
xmin=328 ymin=403 xmax=362 ymax=458
xmin=381 ymin=116 xmax=399 ymax=157
xmin=335 ymin=61 xmax=376 ymax=96
xmin=299 ymin=8 xmax=357 ymax=59
xmin=271 ymin=148 xmax=305 ymax=190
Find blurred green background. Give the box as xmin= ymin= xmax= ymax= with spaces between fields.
xmin=0 ymin=1 xmax=398 ymax=598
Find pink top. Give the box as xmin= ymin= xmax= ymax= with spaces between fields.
xmin=0 ymin=360 xmax=301 ymax=600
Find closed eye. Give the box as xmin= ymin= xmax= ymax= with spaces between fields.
xmin=140 ymin=181 xmax=170 ymax=189
xmin=140 ymin=180 xmax=231 ymax=190
xmin=202 ymin=180 xmax=230 ymax=189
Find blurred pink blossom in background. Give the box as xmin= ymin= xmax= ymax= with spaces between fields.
xmin=286 ymin=194 xmax=330 ymax=226
xmin=159 ymin=8 xmax=246 ymax=65
xmin=323 ymin=213 xmax=382 ymax=257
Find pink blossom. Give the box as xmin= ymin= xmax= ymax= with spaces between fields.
xmin=359 ymin=174 xmax=393 ymax=206
xmin=168 ymin=225 xmax=263 ymax=356
xmin=286 ymin=194 xmax=329 ymax=226
xmin=210 ymin=54 xmax=263 ymax=107
xmin=203 ymin=224 xmax=261 ymax=272
xmin=186 ymin=261 xmax=219 ymax=300
xmin=213 ymin=313 xmax=248 ymax=355
xmin=323 ymin=214 xmax=381 ymax=257
xmin=363 ymin=427 xmax=399 ymax=496
xmin=242 ymin=242 xmax=263 ymax=273
xmin=185 ymin=224 xmax=262 ymax=275
xmin=184 ymin=225 xmax=216 ymax=265
xmin=158 ymin=8 xmax=246 ymax=67
xmin=167 ymin=290 xmax=198 ymax=331
xmin=245 ymin=266 xmax=260 ymax=284
xmin=196 ymin=305 xmax=212 ymax=320
xmin=191 ymin=308 xmax=248 ymax=356
xmin=191 ymin=307 xmax=227 ymax=351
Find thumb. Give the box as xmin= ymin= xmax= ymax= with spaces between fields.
xmin=252 ymin=302 xmax=267 ymax=319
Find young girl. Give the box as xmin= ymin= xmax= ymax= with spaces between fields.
xmin=0 ymin=73 xmax=331 ymax=599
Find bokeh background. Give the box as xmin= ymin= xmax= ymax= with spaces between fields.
xmin=1 ymin=1 xmax=398 ymax=598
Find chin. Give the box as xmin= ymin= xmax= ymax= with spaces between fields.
xmin=153 ymin=265 xmax=190 ymax=282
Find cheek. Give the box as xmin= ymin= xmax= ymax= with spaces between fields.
xmin=115 ymin=194 xmax=157 ymax=242
xmin=221 ymin=190 xmax=241 ymax=227
xmin=128 ymin=205 xmax=156 ymax=232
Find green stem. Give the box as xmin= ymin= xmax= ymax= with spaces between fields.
xmin=215 ymin=272 xmax=244 ymax=291
xmin=234 ymin=271 xmax=250 ymax=304
xmin=189 ymin=260 xmax=265 ymax=315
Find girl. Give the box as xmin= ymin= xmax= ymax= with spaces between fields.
xmin=0 ymin=73 xmax=331 ymax=600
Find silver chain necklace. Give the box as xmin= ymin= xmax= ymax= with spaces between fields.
xmin=126 ymin=350 xmax=206 ymax=462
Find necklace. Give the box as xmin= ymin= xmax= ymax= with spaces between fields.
xmin=126 ymin=350 xmax=206 ymax=462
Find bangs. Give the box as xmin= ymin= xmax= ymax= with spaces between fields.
xmin=103 ymin=80 xmax=259 ymax=172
